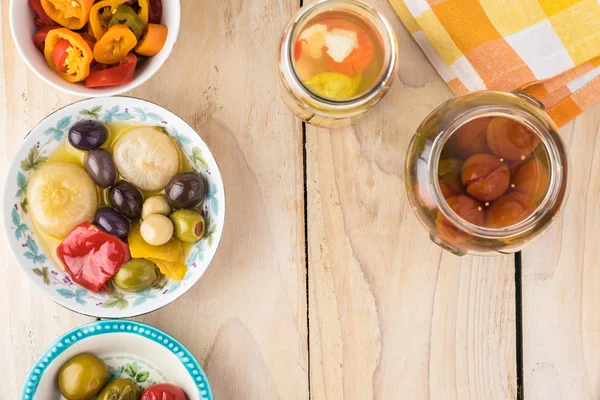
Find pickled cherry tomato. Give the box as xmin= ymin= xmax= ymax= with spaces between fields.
xmin=512 ymin=159 xmax=549 ymax=204
xmin=323 ymin=19 xmax=375 ymax=76
xmin=445 ymin=195 xmax=485 ymax=225
xmin=487 ymin=117 xmax=540 ymax=160
xmin=436 ymin=195 xmax=484 ymax=243
xmin=461 ymin=153 xmax=510 ymax=201
xmin=438 ymin=158 xmax=464 ymax=198
xmin=445 ymin=117 xmax=491 ymax=158
xmin=485 ymin=192 xmax=533 ymax=228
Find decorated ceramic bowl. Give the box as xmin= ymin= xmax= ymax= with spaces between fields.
xmin=3 ymin=96 xmax=225 ymax=318
xmin=21 ymin=320 xmax=213 ymax=400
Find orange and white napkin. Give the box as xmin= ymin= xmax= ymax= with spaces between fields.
xmin=390 ymin=0 xmax=600 ymax=126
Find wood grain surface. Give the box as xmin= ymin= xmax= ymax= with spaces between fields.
xmin=522 ymin=103 xmax=600 ymax=400
xmin=0 ymin=0 xmax=598 ymax=399
xmin=305 ymin=1 xmax=516 ymax=398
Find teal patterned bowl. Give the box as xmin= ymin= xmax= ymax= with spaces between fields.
xmin=3 ymin=97 xmax=225 ymax=318
xmin=21 ymin=320 xmax=213 ymax=400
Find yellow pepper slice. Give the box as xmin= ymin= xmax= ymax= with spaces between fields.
xmin=147 ymin=257 xmax=187 ymax=281
xmin=305 ymin=72 xmax=360 ymax=100
xmin=44 ymin=28 xmax=93 ymax=83
xmin=41 ymin=0 xmax=94 ymax=30
xmin=128 ymin=224 xmax=181 ymax=263
xmin=94 ymin=25 xmax=137 ymax=64
xmin=89 ymin=0 xmax=129 ymax=40
xmin=138 ymin=0 xmax=149 ymax=25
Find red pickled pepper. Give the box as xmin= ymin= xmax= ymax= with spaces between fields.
xmin=57 ymin=222 xmax=131 ymax=293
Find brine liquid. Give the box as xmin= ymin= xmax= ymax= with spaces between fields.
xmin=34 ymin=123 xmax=195 ymax=268
xmin=437 ymin=116 xmax=551 ymax=230
xmin=293 ymin=10 xmax=385 ymax=100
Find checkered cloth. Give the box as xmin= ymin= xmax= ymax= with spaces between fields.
xmin=389 ymin=0 xmax=600 ymax=126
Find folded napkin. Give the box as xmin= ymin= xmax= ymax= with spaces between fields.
xmin=390 ymin=0 xmax=600 ymax=126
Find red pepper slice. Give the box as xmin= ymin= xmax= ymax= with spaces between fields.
xmin=141 ymin=384 xmax=187 ymax=400
xmin=85 ymin=53 xmax=137 ymax=88
xmin=29 ymin=0 xmax=56 ymax=27
xmin=57 ymin=222 xmax=131 ymax=293
xmin=33 ymin=25 xmax=57 ymax=53
xmin=51 ymin=38 xmax=71 ymax=73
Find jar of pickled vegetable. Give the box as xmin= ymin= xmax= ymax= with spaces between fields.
xmin=405 ymin=91 xmax=568 ymax=255
xmin=278 ymin=0 xmax=398 ymax=128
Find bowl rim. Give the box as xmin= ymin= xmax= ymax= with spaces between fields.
xmin=2 ymin=96 xmax=226 ymax=318
xmin=9 ymin=0 xmax=182 ymax=97
xmin=20 ymin=319 xmax=214 ymax=400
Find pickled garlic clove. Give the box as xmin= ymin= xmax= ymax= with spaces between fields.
xmin=325 ymin=33 xmax=356 ymax=63
xmin=298 ymin=23 xmax=328 ymax=59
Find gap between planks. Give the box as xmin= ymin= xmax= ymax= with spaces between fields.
xmin=515 ymin=252 xmax=524 ymax=400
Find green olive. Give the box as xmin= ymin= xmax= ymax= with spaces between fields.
xmin=170 ymin=209 xmax=205 ymax=243
xmin=58 ymin=353 xmax=109 ymax=400
xmin=113 ymin=259 xmax=159 ymax=292
xmin=96 ymin=378 xmax=141 ymax=400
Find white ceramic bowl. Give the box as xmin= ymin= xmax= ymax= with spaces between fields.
xmin=9 ymin=0 xmax=181 ymax=97
xmin=3 ymin=97 xmax=225 ymax=318
xmin=21 ymin=320 xmax=213 ymax=400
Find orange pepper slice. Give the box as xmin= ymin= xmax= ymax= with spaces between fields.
xmin=94 ymin=25 xmax=137 ymax=64
xmin=135 ymin=23 xmax=168 ymax=57
xmin=44 ymin=28 xmax=93 ymax=82
xmin=89 ymin=0 xmax=128 ymax=40
xmin=41 ymin=0 xmax=94 ymax=30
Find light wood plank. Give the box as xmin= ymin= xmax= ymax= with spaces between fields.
xmin=0 ymin=0 xmax=308 ymax=399
xmin=306 ymin=1 xmax=517 ymax=398
xmin=522 ymin=103 xmax=600 ymax=399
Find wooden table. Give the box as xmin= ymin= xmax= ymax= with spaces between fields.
xmin=2 ymin=0 xmax=599 ymax=398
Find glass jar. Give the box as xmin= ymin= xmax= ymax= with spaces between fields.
xmin=278 ymin=0 xmax=399 ymax=128
xmin=405 ymin=91 xmax=568 ymax=256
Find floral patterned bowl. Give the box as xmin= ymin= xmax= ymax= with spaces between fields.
xmin=3 ymin=97 xmax=225 ymax=318
xmin=21 ymin=320 xmax=213 ymax=400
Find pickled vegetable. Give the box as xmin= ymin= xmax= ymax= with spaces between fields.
xmin=165 ymin=172 xmax=207 ymax=209
xmin=445 ymin=117 xmax=491 ymax=158
xmin=96 ymin=378 xmax=141 ymax=400
xmin=147 ymin=257 xmax=187 ymax=281
xmin=512 ymin=159 xmax=549 ymax=204
xmin=68 ymin=120 xmax=108 ymax=150
xmin=109 ymin=181 xmax=144 ymax=220
xmin=438 ymin=158 xmax=463 ymax=198
xmin=436 ymin=195 xmax=483 ymax=246
xmin=141 ymin=195 xmax=171 ymax=220
xmin=461 ymin=153 xmax=510 ymax=201
xmin=93 ymin=207 xmax=130 ymax=241
xmin=108 ymin=5 xmax=146 ymax=39
xmin=85 ymin=148 xmax=117 ymax=188
xmin=305 ymin=72 xmax=359 ymax=99
xmin=27 ymin=162 xmax=97 ymax=238
xmin=140 ymin=214 xmax=174 ymax=246
xmin=57 ymin=222 xmax=131 ymax=293
xmin=113 ymin=259 xmax=159 ymax=292
xmin=58 ymin=353 xmax=109 ymax=400
xmin=170 ymin=209 xmax=205 ymax=243
xmin=487 ymin=117 xmax=540 ymax=160
xmin=141 ymin=383 xmax=186 ymax=400
xmin=128 ymin=224 xmax=181 ymax=262
xmin=486 ymin=192 xmax=533 ymax=228
xmin=113 ymin=127 xmax=179 ymax=191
